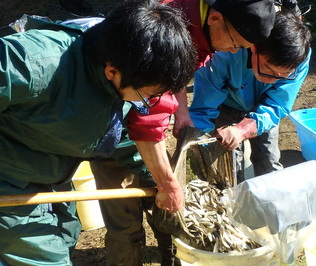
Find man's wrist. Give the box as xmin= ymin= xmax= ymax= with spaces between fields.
xmin=234 ymin=118 xmax=258 ymax=139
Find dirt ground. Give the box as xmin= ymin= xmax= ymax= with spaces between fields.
xmin=0 ymin=0 xmax=315 ymax=265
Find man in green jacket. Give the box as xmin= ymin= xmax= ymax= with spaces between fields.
xmin=0 ymin=1 xmax=196 ymax=265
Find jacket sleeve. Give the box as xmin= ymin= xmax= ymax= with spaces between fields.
xmin=127 ymin=93 xmax=178 ymax=141
xmin=0 ymin=37 xmax=33 ymax=112
xmin=248 ymin=49 xmax=311 ymax=135
xmin=189 ymin=52 xmax=231 ymax=132
xmin=0 ymin=30 xmax=66 ymax=113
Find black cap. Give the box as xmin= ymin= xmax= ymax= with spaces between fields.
xmin=205 ymin=0 xmax=276 ymax=43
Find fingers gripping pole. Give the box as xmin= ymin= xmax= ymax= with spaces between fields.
xmin=0 ymin=187 xmax=158 ymax=207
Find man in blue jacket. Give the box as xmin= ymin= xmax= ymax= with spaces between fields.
xmin=190 ymin=10 xmax=312 ymax=177
xmin=0 ymin=1 xmax=196 ymax=265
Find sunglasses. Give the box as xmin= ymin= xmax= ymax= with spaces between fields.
xmin=134 ymin=89 xmax=162 ymax=109
xmin=257 ymin=54 xmax=297 ymax=80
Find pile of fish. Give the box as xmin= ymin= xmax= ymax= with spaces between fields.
xmin=182 ymin=179 xmax=261 ymax=253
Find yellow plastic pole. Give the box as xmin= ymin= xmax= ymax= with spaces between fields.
xmin=0 ymin=187 xmax=158 ymax=207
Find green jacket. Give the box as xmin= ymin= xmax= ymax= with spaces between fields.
xmin=0 ymin=18 xmax=138 ymax=188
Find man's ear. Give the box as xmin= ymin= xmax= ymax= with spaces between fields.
xmin=207 ymin=9 xmax=224 ymax=26
xmin=250 ymin=45 xmax=256 ymax=54
xmin=104 ymin=64 xmax=119 ymax=81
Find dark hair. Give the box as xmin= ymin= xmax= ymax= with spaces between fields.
xmin=83 ymin=0 xmax=196 ymax=94
xmin=255 ymin=10 xmax=311 ymax=69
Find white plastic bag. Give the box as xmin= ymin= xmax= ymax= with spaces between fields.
xmin=222 ymin=160 xmax=316 ymax=265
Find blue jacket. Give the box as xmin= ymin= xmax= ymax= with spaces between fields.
xmin=189 ymin=48 xmax=311 ymax=135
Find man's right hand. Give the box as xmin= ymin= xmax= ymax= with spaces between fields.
xmin=216 ymin=118 xmax=257 ymax=150
xmin=155 ymin=177 xmax=184 ymax=213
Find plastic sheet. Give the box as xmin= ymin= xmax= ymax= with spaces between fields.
xmin=9 ymin=14 xmax=51 ymax=33
xmin=222 ymin=160 xmax=316 ymax=265
xmin=60 ymin=17 xmax=104 ymax=29
xmin=9 ymin=14 xmax=104 ymax=34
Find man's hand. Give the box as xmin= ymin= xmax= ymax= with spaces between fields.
xmin=173 ymin=110 xmax=194 ymax=139
xmin=215 ymin=118 xmax=257 ymax=150
xmin=155 ymin=177 xmax=184 ymax=213
xmin=216 ymin=125 xmax=244 ymax=150
xmin=173 ymin=89 xmax=194 ymax=138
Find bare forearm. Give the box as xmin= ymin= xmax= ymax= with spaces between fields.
xmin=135 ymin=140 xmax=174 ymax=187
xmin=175 ymin=89 xmax=189 ymax=116
xmin=135 ymin=140 xmax=184 ymax=212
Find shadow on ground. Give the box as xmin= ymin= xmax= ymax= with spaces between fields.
xmin=72 ymin=245 xmax=161 ymax=266
xmin=72 ymin=248 xmax=107 ymax=266
xmin=280 ymin=150 xmax=306 ymax=168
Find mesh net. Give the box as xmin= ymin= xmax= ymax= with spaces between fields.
xmin=153 ymin=127 xmax=243 ymax=250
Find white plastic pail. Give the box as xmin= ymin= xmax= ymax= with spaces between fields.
xmin=72 ymin=161 xmax=105 ymax=231
xmin=243 ymin=139 xmax=255 ymax=180
xmin=173 ymin=237 xmax=279 ymax=266
xmin=304 ymin=231 xmax=316 ymax=266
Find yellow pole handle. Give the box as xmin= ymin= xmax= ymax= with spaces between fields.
xmin=0 ymin=187 xmax=158 ymax=207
